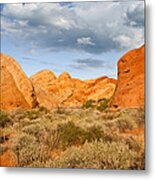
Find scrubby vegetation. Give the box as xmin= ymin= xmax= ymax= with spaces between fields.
xmin=96 ymin=99 xmax=109 ymax=111
xmin=82 ymin=98 xmax=110 ymax=111
xmin=0 ymin=107 xmax=145 ymax=169
xmin=0 ymin=111 xmax=12 ymax=128
xmin=82 ymin=99 xmax=96 ymax=109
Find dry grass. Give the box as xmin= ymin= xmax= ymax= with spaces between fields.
xmin=0 ymin=107 xmax=145 ymax=169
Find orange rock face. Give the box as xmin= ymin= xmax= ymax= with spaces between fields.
xmin=0 ymin=53 xmax=37 ymax=110
xmin=30 ymin=69 xmax=56 ymax=92
xmin=62 ymin=76 xmax=117 ymax=107
xmin=31 ymin=70 xmax=117 ymax=107
xmin=31 ymin=82 xmax=58 ymax=109
xmin=85 ymin=77 xmax=117 ymax=101
xmin=1 ymin=53 xmax=116 ymax=110
xmin=110 ymin=45 xmax=144 ymax=109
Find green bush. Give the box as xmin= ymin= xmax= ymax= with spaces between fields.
xmin=0 ymin=111 xmax=12 ymax=128
xmin=82 ymin=100 xmax=95 ymax=109
xmin=57 ymin=122 xmax=104 ymax=149
xmin=97 ymin=99 xmax=109 ymax=111
xmin=58 ymin=121 xmax=86 ymax=148
xmin=85 ymin=126 xmax=103 ymax=142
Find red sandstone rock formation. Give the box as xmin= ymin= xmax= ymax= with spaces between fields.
xmin=0 ymin=53 xmax=37 ymax=110
xmin=110 ymin=45 xmax=144 ymax=109
xmin=31 ymin=71 xmax=116 ymax=107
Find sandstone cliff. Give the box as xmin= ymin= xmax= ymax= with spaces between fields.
xmin=110 ymin=45 xmax=144 ymax=109
xmin=1 ymin=45 xmax=144 ymax=111
xmin=0 ymin=53 xmax=57 ymax=110
xmin=31 ymin=71 xmax=116 ymax=107
xmin=30 ymin=69 xmax=57 ymax=92
xmin=0 ymin=53 xmax=37 ymax=110
xmin=1 ymin=53 xmax=117 ymax=110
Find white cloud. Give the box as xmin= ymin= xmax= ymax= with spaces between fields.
xmin=125 ymin=1 xmax=144 ymax=27
xmin=1 ymin=1 xmax=144 ymax=53
xmin=52 ymin=17 xmax=73 ymax=30
xmin=113 ymin=35 xmax=132 ymax=49
xmin=77 ymin=37 xmax=95 ymax=46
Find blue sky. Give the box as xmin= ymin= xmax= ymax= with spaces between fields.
xmin=1 ymin=1 xmax=144 ymax=80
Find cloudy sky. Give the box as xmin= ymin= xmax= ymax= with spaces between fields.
xmin=1 ymin=0 xmax=144 ymax=79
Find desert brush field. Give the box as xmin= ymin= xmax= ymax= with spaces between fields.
xmin=0 ymin=106 xmax=144 ymax=169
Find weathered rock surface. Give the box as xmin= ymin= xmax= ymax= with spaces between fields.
xmin=31 ymin=82 xmax=58 ymax=109
xmin=30 ymin=69 xmax=56 ymax=92
xmin=0 ymin=53 xmax=37 ymax=110
xmin=110 ymin=45 xmax=144 ymax=109
xmin=1 ymin=53 xmax=117 ymax=110
xmin=31 ymin=71 xmax=117 ymax=107
xmin=0 ymin=53 xmax=59 ymax=110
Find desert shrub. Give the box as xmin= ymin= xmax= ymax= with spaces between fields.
xmin=0 ymin=127 xmax=13 ymax=143
xmin=44 ymin=129 xmax=60 ymax=150
xmin=85 ymin=126 xmax=103 ymax=142
xmin=50 ymin=141 xmax=144 ymax=169
xmin=136 ymin=117 xmax=145 ymax=128
xmin=97 ymin=99 xmax=109 ymax=111
xmin=131 ymin=151 xmax=145 ymax=170
xmin=13 ymin=133 xmax=49 ymax=166
xmin=124 ymin=137 xmax=142 ymax=152
xmin=0 ymin=111 xmax=12 ymax=128
xmin=38 ymin=106 xmax=49 ymax=113
xmin=57 ymin=122 xmax=104 ymax=149
xmin=4 ymin=107 xmax=144 ymax=168
xmin=116 ymin=117 xmax=137 ymax=132
xmin=101 ymin=111 xmax=120 ymax=120
xmin=22 ymin=124 xmax=44 ymax=138
xmin=106 ymin=108 xmax=145 ymax=133
xmin=58 ymin=121 xmax=86 ymax=148
xmin=119 ymin=108 xmax=144 ymax=118
xmin=0 ymin=145 xmax=8 ymax=155
xmin=97 ymin=98 xmax=107 ymax=103
xmin=28 ymin=160 xmax=48 ymax=168
xmin=24 ymin=109 xmax=41 ymax=119
xmin=55 ymin=107 xmax=67 ymax=114
xmin=9 ymin=109 xmax=26 ymax=122
xmin=135 ymin=109 xmax=145 ymax=128
xmin=102 ymin=131 xmax=120 ymax=143
xmin=40 ymin=122 xmax=66 ymax=150
xmin=19 ymin=118 xmax=32 ymax=127
xmin=82 ymin=100 xmax=95 ymax=109
xmin=118 ymin=108 xmax=144 ymax=127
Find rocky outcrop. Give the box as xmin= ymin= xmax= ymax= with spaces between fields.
xmin=59 ymin=72 xmax=71 ymax=80
xmin=30 ymin=69 xmax=57 ymax=92
xmin=110 ymin=45 xmax=144 ymax=109
xmin=0 ymin=53 xmax=58 ymax=110
xmin=62 ymin=76 xmax=117 ymax=107
xmin=1 ymin=53 xmax=117 ymax=110
xmin=31 ymin=71 xmax=117 ymax=107
xmin=0 ymin=53 xmax=37 ymax=110
xmin=31 ymin=82 xmax=58 ymax=109
xmin=85 ymin=76 xmax=117 ymax=101
xmin=31 ymin=72 xmax=76 ymax=105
